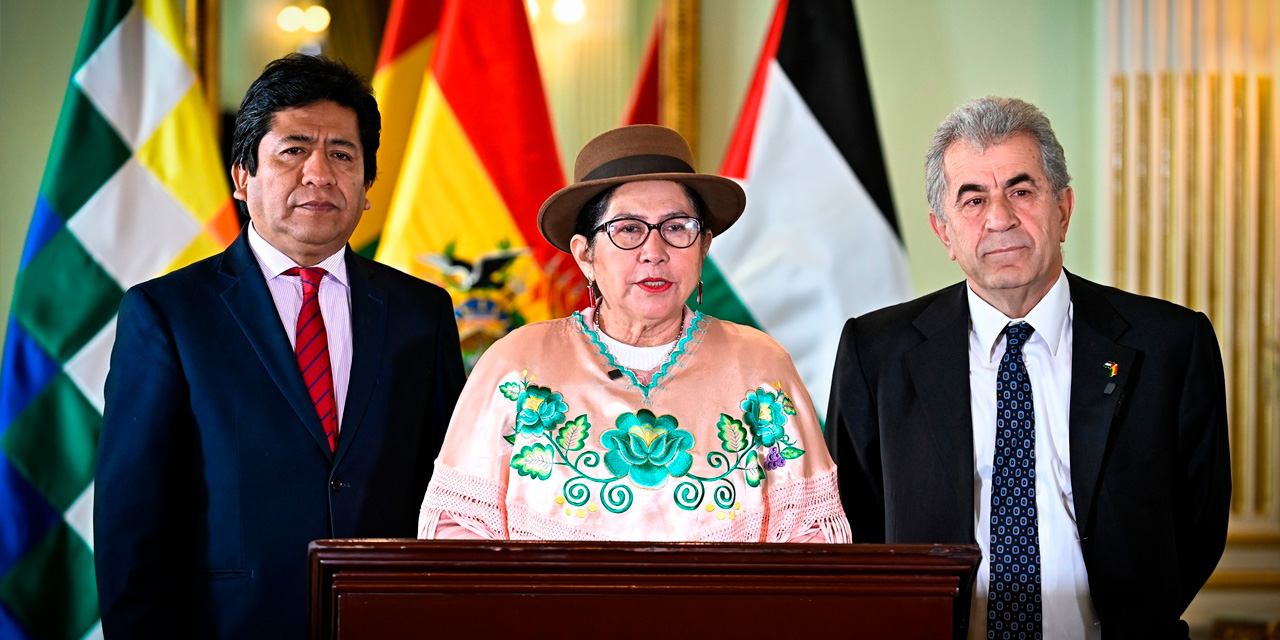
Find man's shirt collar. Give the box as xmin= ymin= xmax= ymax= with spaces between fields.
xmin=967 ymin=269 xmax=1070 ymax=361
xmin=246 ymin=221 xmax=349 ymax=286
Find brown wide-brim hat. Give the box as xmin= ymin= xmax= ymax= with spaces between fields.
xmin=538 ymin=124 xmax=747 ymax=253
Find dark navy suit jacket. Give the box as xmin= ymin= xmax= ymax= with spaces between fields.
xmin=825 ymin=272 xmax=1231 ymax=639
xmin=95 ymin=229 xmax=465 ymax=639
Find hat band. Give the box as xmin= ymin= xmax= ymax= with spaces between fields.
xmin=581 ymin=154 xmax=694 ymax=182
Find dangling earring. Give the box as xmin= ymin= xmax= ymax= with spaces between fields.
xmin=697 ymin=280 xmax=703 ymax=306
xmin=587 ymin=279 xmax=597 ymax=309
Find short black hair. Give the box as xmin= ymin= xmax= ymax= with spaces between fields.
xmin=231 ymin=54 xmax=381 ymax=183
xmin=572 ymin=183 xmax=707 ymax=251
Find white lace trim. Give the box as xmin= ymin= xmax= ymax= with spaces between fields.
xmin=420 ymin=463 xmax=851 ymax=543
xmin=761 ymin=465 xmax=852 ymax=543
xmin=418 ymin=464 xmax=509 ymax=538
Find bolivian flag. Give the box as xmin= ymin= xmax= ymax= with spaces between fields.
xmin=351 ymin=0 xmax=445 ymax=256
xmin=376 ymin=0 xmax=578 ymax=348
xmin=705 ymin=0 xmax=911 ymax=416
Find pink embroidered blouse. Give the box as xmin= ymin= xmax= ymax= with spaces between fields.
xmin=418 ymin=309 xmax=851 ymax=543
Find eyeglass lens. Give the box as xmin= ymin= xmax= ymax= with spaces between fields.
xmin=604 ymin=217 xmax=701 ymax=250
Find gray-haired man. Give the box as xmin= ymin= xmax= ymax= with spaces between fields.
xmin=825 ymin=96 xmax=1230 ymax=639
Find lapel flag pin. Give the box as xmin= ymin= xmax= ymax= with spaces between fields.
xmin=1104 ymin=361 xmax=1119 ymax=377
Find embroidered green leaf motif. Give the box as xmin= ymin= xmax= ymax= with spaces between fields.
xmin=511 ymin=443 xmax=555 ymax=480
xmin=743 ymin=450 xmax=763 ymax=488
xmin=716 ymin=414 xmax=748 ymax=453
xmin=503 ymin=433 xmax=517 ymax=445
xmin=556 ymin=415 xmax=591 ymax=451
xmin=499 ymin=381 xmax=522 ymax=401
xmin=781 ymin=393 xmax=797 ymax=416
xmin=780 ymin=446 xmax=805 ymax=460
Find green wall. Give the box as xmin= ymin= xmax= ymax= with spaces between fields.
xmin=0 ymin=0 xmax=1102 ymax=348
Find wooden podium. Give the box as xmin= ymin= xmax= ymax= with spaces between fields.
xmin=310 ymin=540 xmax=980 ymax=640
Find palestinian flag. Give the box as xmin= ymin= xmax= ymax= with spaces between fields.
xmin=350 ymin=0 xmax=446 ymax=256
xmin=705 ymin=0 xmax=911 ymax=417
xmin=0 ymin=0 xmax=234 ymax=637
xmin=375 ymin=0 xmax=579 ymax=369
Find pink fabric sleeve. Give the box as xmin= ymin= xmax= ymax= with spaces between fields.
xmin=787 ymin=528 xmax=831 ymax=544
xmin=762 ymin=466 xmax=852 ymax=543
xmin=416 ymin=332 xmax=522 ymax=540
xmin=424 ymin=512 xmax=493 ymax=540
xmin=417 ymin=464 xmax=510 ymax=539
xmin=754 ymin=350 xmax=852 ymax=544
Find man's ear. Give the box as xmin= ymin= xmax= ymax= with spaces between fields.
xmin=1056 ymin=186 xmax=1075 ymax=242
xmin=929 ymin=212 xmax=957 ymax=261
xmin=232 ymin=164 xmax=249 ymax=202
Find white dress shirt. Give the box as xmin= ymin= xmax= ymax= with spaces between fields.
xmin=966 ymin=270 xmax=1100 ymax=640
xmin=247 ymin=222 xmax=353 ymax=430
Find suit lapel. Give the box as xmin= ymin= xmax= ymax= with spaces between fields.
xmin=904 ymin=283 xmax=975 ymax=538
xmin=333 ymin=251 xmax=387 ymax=465
xmin=1066 ymin=273 xmax=1136 ymax=534
xmin=219 ymin=231 xmax=335 ymax=458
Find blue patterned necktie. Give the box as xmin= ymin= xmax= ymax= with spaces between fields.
xmin=988 ymin=321 xmax=1042 ymax=639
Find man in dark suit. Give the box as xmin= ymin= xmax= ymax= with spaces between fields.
xmin=826 ymin=97 xmax=1230 ymax=639
xmin=94 ymin=54 xmax=466 ymax=639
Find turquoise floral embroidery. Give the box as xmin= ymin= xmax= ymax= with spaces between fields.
xmin=742 ymin=388 xmax=789 ymax=446
xmin=499 ymin=374 xmax=807 ymax=514
xmin=600 ymin=410 xmax=695 ymax=488
xmin=675 ymin=382 xmax=807 ymax=508
xmin=513 ymin=384 xmax=568 ymax=437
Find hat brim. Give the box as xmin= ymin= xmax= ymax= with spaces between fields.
xmin=537 ymin=173 xmax=746 ymax=253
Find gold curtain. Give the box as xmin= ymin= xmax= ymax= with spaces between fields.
xmin=1108 ymin=0 xmax=1280 ymax=599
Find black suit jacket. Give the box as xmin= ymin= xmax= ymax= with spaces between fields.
xmin=95 ymin=229 xmax=466 ymax=639
xmin=825 ymin=272 xmax=1231 ymax=638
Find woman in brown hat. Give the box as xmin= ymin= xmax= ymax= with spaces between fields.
xmin=417 ymin=125 xmax=849 ymax=542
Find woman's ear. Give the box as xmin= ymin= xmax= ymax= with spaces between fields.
xmin=569 ymin=235 xmax=593 ymax=277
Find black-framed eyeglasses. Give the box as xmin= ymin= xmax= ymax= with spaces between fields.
xmin=592 ymin=216 xmax=703 ymax=250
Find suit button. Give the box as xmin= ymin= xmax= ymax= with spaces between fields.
xmin=330 ymin=478 xmax=344 ymax=492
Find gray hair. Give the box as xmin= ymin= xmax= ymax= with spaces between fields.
xmin=925 ymin=96 xmax=1070 ymax=222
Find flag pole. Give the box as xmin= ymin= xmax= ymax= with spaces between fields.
xmin=185 ymin=0 xmax=221 ymax=141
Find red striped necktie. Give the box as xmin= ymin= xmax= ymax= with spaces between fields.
xmin=285 ymin=267 xmax=337 ymax=451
